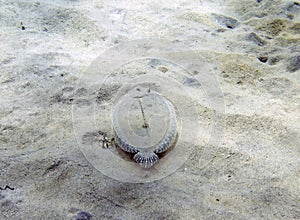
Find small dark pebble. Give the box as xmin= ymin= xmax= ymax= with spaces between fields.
xmin=268 ymin=56 xmax=282 ymax=65
xmin=192 ymin=70 xmax=199 ymax=75
xmin=258 ymin=56 xmax=268 ymax=63
xmin=20 ymin=22 xmax=25 ymax=30
xmin=76 ymin=211 xmax=92 ymax=220
xmin=247 ymin=32 xmax=266 ymax=46
xmin=212 ymin=14 xmax=239 ymax=29
xmin=287 ymin=55 xmax=300 ymax=72
xmin=265 ymin=36 xmax=273 ymax=40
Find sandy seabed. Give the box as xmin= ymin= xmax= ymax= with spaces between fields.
xmin=0 ymin=0 xmax=299 ymax=219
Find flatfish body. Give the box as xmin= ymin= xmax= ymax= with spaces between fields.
xmin=113 ymin=86 xmax=178 ymax=168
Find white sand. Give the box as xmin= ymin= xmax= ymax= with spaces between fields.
xmin=0 ymin=0 xmax=299 ymax=219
